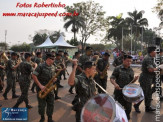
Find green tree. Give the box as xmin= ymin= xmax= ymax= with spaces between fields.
xmin=67 ymin=38 xmax=79 ymax=46
xmin=126 ymin=10 xmax=148 ymax=52
xmin=90 ymin=44 xmax=105 ymax=51
xmin=106 ymin=14 xmax=129 ymax=48
xmin=49 ymin=30 xmax=65 ymax=43
xmin=153 ymin=0 xmax=163 ymax=27
xmin=0 ymin=42 xmax=8 ymax=50
xmin=33 ymin=33 xmax=48 ymax=46
xmin=32 ymin=30 xmax=65 ymax=46
xmin=64 ymin=7 xmax=85 ymax=41
xmin=143 ymin=28 xmax=157 ymax=46
xmin=65 ymin=1 xmax=106 ymax=53
xmin=10 ymin=43 xmax=30 ymax=52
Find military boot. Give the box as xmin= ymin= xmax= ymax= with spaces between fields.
xmin=48 ymin=116 xmax=55 ymax=122
xmin=3 ymin=93 xmax=8 ymax=100
xmin=39 ymin=115 xmax=45 ymax=122
xmin=145 ymin=106 xmax=156 ymax=112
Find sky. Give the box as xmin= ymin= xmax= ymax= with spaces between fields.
xmin=0 ymin=0 xmax=161 ymax=46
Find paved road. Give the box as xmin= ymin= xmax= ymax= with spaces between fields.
xmin=0 ymin=64 xmax=163 ymax=122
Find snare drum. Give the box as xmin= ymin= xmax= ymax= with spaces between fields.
xmin=122 ymin=84 xmax=144 ymax=103
xmin=81 ymin=94 xmax=128 ymax=122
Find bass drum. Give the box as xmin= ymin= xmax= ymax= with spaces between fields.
xmin=81 ymin=94 xmax=128 ymax=122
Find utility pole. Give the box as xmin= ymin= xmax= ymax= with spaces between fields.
xmin=131 ymin=25 xmax=132 ymax=55
xmin=141 ymin=27 xmax=143 ymax=52
xmin=5 ymin=30 xmax=7 ymax=50
xmin=122 ymin=27 xmax=124 ymax=51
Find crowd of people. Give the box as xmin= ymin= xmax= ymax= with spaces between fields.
xmin=0 ymin=45 xmax=162 ymax=122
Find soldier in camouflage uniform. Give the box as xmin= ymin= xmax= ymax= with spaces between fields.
xmin=20 ymin=52 xmax=25 ymax=62
xmin=31 ymin=52 xmax=42 ymax=93
xmin=68 ymin=60 xmax=97 ymax=122
xmin=13 ymin=53 xmax=34 ymax=108
xmin=95 ymin=52 xmax=110 ymax=93
xmin=58 ymin=50 xmax=67 ymax=80
xmin=32 ymin=53 xmax=56 ymax=122
xmin=54 ymin=53 xmax=64 ymax=87
xmin=3 ymin=52 xmax=20 ymax=100
xmin=138 ymin=46 xmax=157 ymax=112
xmin=68 ymin=51 xmax=81 ymax=94
xmin=112 ymin=51 xmax=125 ymax=67
xmin=110 ymin=55 xmax=138 ymax=120
xmin=0 ymin=53 xmax=6 ymax=93
xmin=78 ymin=46 xmax=93 ymax=73
xmin=53 ymin=53 xmax=63 ymax=100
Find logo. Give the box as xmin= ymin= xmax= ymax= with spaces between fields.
xmin=126 ymin=88 xmax=136 ymax=95
xmin=2 ymin=108 xmax=28 ymax=121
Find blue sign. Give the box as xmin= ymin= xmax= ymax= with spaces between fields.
xmin=1 ymin=108 xmax=28 ymax=121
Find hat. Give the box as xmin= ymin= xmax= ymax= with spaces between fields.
xmin=86 ymin=46 xmax=93 ymax=51
xmin=83 ymin=61 xmax=95 ymax=70
xmin=46 ymin=53 xmax=55 ymax=59
xmin=103 ymin=52 xmax=110 ymax=57
xmin=123 ymin=54 xmax=133 ymax=60
xmin=11 ymin=52 xmax=17 ymax=56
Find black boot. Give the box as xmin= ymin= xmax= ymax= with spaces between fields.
xmin=12 ymin=94 xmax=20 ymax=99
xmin=26 ymin=105 xmax=33 ymax=109
xmin=39 ymin=115 xmax=45 ymax=122
xmin=13 ymin=102 xmax=20 ymax=108
xmin=3 ymin=93 xmax=8 ymax=100
xmin=31 ymin=88 xmax=35 ymax=93
xmin=145 ymin=106 xmax=156 ymax=112
xmin=55 ymin=96 xmax=61 ymax=100
xmin=69 ymin=89 xmax=74 ymax=94
xmin=48 ymin=116 xmax=54 ymax=122
xmin=134 ymin=104 xmax=141 ymax=113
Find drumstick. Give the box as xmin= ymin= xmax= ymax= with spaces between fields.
xmin=93 ymin=80 xmax=109 ymax=94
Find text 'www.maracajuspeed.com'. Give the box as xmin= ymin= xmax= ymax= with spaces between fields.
xmin=2 ymin=12 xmax=58 ymax=18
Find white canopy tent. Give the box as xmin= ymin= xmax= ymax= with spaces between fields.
xmin=52 ymin=35 xmax=76 ymax=48
xmin=36 ymin=37 xmax=54 ymax=48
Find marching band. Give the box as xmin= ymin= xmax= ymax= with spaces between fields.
xmin=0 ymin=44 xmax=162 ymax=122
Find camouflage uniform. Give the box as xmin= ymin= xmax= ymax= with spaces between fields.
xmin=13 ymin=61 xmax=33 ymax=107
xmin=139 ymin=54 xmax=156 ymax=107
xmin=33 ymin=62 xmax=55 ymax=117
xmin=72 ymin=54 xmax=92 ymax=110
xmin=31 ymin=57 xmax=42 ymax=92
xmin=0 ymin=58 xmax=5 ymax=91
xmin=112 ymin=56 xmax=123 ymax=67
xmin=95 ymin=58 xmax=109 ymax=93
xmin=69 ymin=56 xmax=80 ymax=93
xmin=53 ymin=59 xmax=63 ymax=98
xmin=74 ymin=73 xmax=96 ymax=122
xmin=3 ymin=59 xmax=17 ymax=97
xmin=110 ymin=64 xmax=134 ymax=120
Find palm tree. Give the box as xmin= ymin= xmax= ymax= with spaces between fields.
xmin=107 ymin=15 xmax=129 ymax=48
xmin=126 ymin=10 xmax=148 ymax=52
xmin=63 ymin=12 xmax=85 ymax=41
